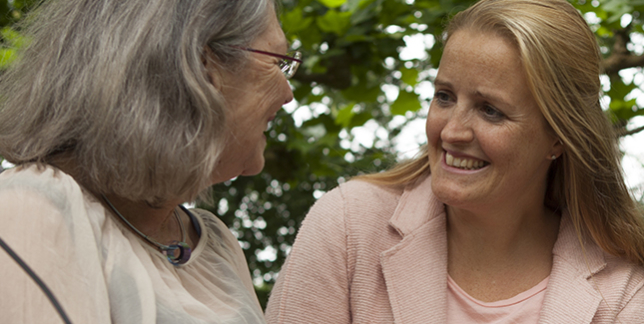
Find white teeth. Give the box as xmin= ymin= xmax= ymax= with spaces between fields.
xmin=445 ymin=152 xmax=486 ymax=170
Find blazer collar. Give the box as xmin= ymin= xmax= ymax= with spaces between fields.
xmin=538 ymin=214 xmax=606 ymax=323
xmin=381 ymin=175 xmax=449 ymax=323
xmin=381 ymin=175 xmax=609 ymax=323
xmin=387 ymin=174 xmax=444 ymax=237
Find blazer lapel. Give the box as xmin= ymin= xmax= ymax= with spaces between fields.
xmin=538 ymin=215 xmax=605 ymax=324
xmin=380 ymin=176 xmax=449 ymax=324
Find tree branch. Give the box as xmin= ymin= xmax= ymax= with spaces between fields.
xmin=617 ymin=124 xmax=644 ymax=137
xmin=292 ymin=53 xmax=353 ymax=90
xmin=603 ymin=53 xmax=644 ymax=75
xmin=602 ymin=26 xmax=644 ymax=75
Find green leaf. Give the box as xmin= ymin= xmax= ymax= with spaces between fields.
xmin=348 ymin=111 xmax=373 ymax=128
xmin=400 ymin=67 xmax=419 ymax=86
xmin=335 ymin=103 xmax=356 ymax=128
xmin=607 ymin=77 xmax=637 ymax=99
xmin=342 ymin=83 xmax=381 ymax=103
xmin=390 ymin=90 xmax=421 ymax=115
xmin=609 ymin=98 xmax=638 ymax=121
xmin=602 ymin=0 xmax=633 ymax=24
xmin=293 ymin=83 xmax=312 ymax=102
xmin=281 ymin=8 xmax=314 ymax=33
xmin=317 ymin=0 xmax=347 ymax=9
xmin=0 ymin=48 xmax=16 ymax=68
xmin=378 ymin=0 xmax=410 ymax=26
xmin=316 ymin=10 xmax=352 ymax=36
xmin=596 ymin=26 xmax=613 ymax=37
xmin=297 ymin=26 xmax=324 ymax=51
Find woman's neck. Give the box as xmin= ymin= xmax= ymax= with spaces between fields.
xmin=46 ymin=154 xmax=195 ymax=248
xmin=102 ymin=194 xmax=183 ymax=244
xmin=446 ymin=203 xmax=560 ymax=302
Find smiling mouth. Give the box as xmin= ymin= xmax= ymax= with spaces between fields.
xmin=445 ymin=152 xmax=488 ymax=170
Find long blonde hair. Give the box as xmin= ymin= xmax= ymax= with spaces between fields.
xmin=359 ymin=0 xmax=644 ymax=265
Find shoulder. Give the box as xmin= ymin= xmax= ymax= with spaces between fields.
xmin=595 ymin=255 xmax=644 ymax=321
xmin=335 ymin=179 xmax=404 ymax=204
xmin=285 ymin=179 xmax=405 ymax=246
xmin=188 ymin=207 xmax=260 ymax=305
xmin=189 ymin=208 xmax=239 ymax=253
xmin=313 ymin=179 xmax=404 ymax=221
xmin=0 ymin=165 xmax=114 ymax=323
xmin=190 ymin=208 xmax=233 ymax=242
xmin=187 ymin=208 xmax=248 ymax=269
xmin=296 ymin=180 xmax=404 ymax=241
xmin=297 ymin=179 xmax=408 ymax=261
xmin=0 ymin=164 xmax=82 ymax=202
xmin=0 ymin=164 xmax=94 ymax=226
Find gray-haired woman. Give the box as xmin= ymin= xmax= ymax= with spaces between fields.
xmin=0 ymin=0 xmax=299 ymax=323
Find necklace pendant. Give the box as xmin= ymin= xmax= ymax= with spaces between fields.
xmin=102 ymin=195 xmax=193 ymax=266
xmin=164 ymin=242 xmax=192 ymax=265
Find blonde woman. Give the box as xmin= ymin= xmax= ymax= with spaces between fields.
xmin=266 ymin=0 xmax=644 ymax=323
xmin=0 ymin=0 xmax=300 ymax=323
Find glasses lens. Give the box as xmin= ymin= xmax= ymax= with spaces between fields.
xmin=281 ymin=51 xmax=302 ymax=79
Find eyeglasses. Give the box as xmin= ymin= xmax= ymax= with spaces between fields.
xmin=235 ymin=47 xmax=302 ymax=80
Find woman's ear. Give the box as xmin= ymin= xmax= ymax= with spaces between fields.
xmin=202 ymin=46 xmax=219 ymax=88
xmin=548 ymin=138 xmax=564 ymax=160
xmin=202 ymin=45 xmax=214 ymax=66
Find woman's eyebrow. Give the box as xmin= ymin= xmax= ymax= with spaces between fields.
xmin=433 ymin=79 xmax=452 ymax=88
xmin=474 ymin=90 xmax=503 ymax=103
xmin=434 ymin=78 xmax=512 ymax=106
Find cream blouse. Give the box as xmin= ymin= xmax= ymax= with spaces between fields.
xmin=0 ymin=164 xmax=265 ymax=324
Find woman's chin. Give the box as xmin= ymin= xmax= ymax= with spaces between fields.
xmin=431 ymin=181 xmax=475 ymax=208
xmin=239 ymin=157 xmax=266 ymax=177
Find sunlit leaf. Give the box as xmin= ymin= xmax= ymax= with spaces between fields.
xmin=335 ymin=103 xmax=356 ymax=128
xmin=317 ymin=0 xmax=347 ymax=9
xmin=400 ymin=67 xmax=419 ymax=86
xmin=316 ymin=9 xmax=352 ymax=35
xmin=281 ymin=8 xmax=314 ymax=33
xmin=390 ymin=90 xmax=421 ymax=115
xmin=0 ymin=48 xmax=16 ymax=68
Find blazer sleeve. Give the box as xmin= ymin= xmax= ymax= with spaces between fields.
xmin=265 ymin=186 xmax=351 ymax=324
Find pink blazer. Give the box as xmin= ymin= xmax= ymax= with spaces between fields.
xmin=265 ymin=175 xmax=644 ymax=323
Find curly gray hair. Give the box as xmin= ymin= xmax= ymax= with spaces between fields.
xmin=0 ymin=0 xmax=276 ymax=203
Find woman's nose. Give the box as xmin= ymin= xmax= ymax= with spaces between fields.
xmin=283 ymin=78 xmax=294 ymax=105
xmin=440 ymin=108 xmax=474 ymax=144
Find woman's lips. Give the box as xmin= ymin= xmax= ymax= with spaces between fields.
xmin=444 ymin=151 xmax=488 ymax=170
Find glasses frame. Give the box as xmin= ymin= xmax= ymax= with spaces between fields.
xmin=233 ymin=46 xmax=302 ymax=80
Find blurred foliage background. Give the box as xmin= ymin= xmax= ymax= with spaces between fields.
xmin=1 ymin=0 xmax=644 ymax=308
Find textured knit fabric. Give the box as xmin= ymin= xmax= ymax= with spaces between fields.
xmin=265 ymin=175 xmax=644 ymax=324
xmin=446 ymin=275 xmax=547 ymax=323
xmin=0 ymin=164 xmax=265 ymax=324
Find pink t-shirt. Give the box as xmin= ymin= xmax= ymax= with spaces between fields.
xmin=447 ymin=275 xmax=548 ymax=323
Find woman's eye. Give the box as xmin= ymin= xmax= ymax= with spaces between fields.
xmin=481 ymin=105 xmax=505 ymax=120
xmin=433 ymin=91 xmax=452 ymax=105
